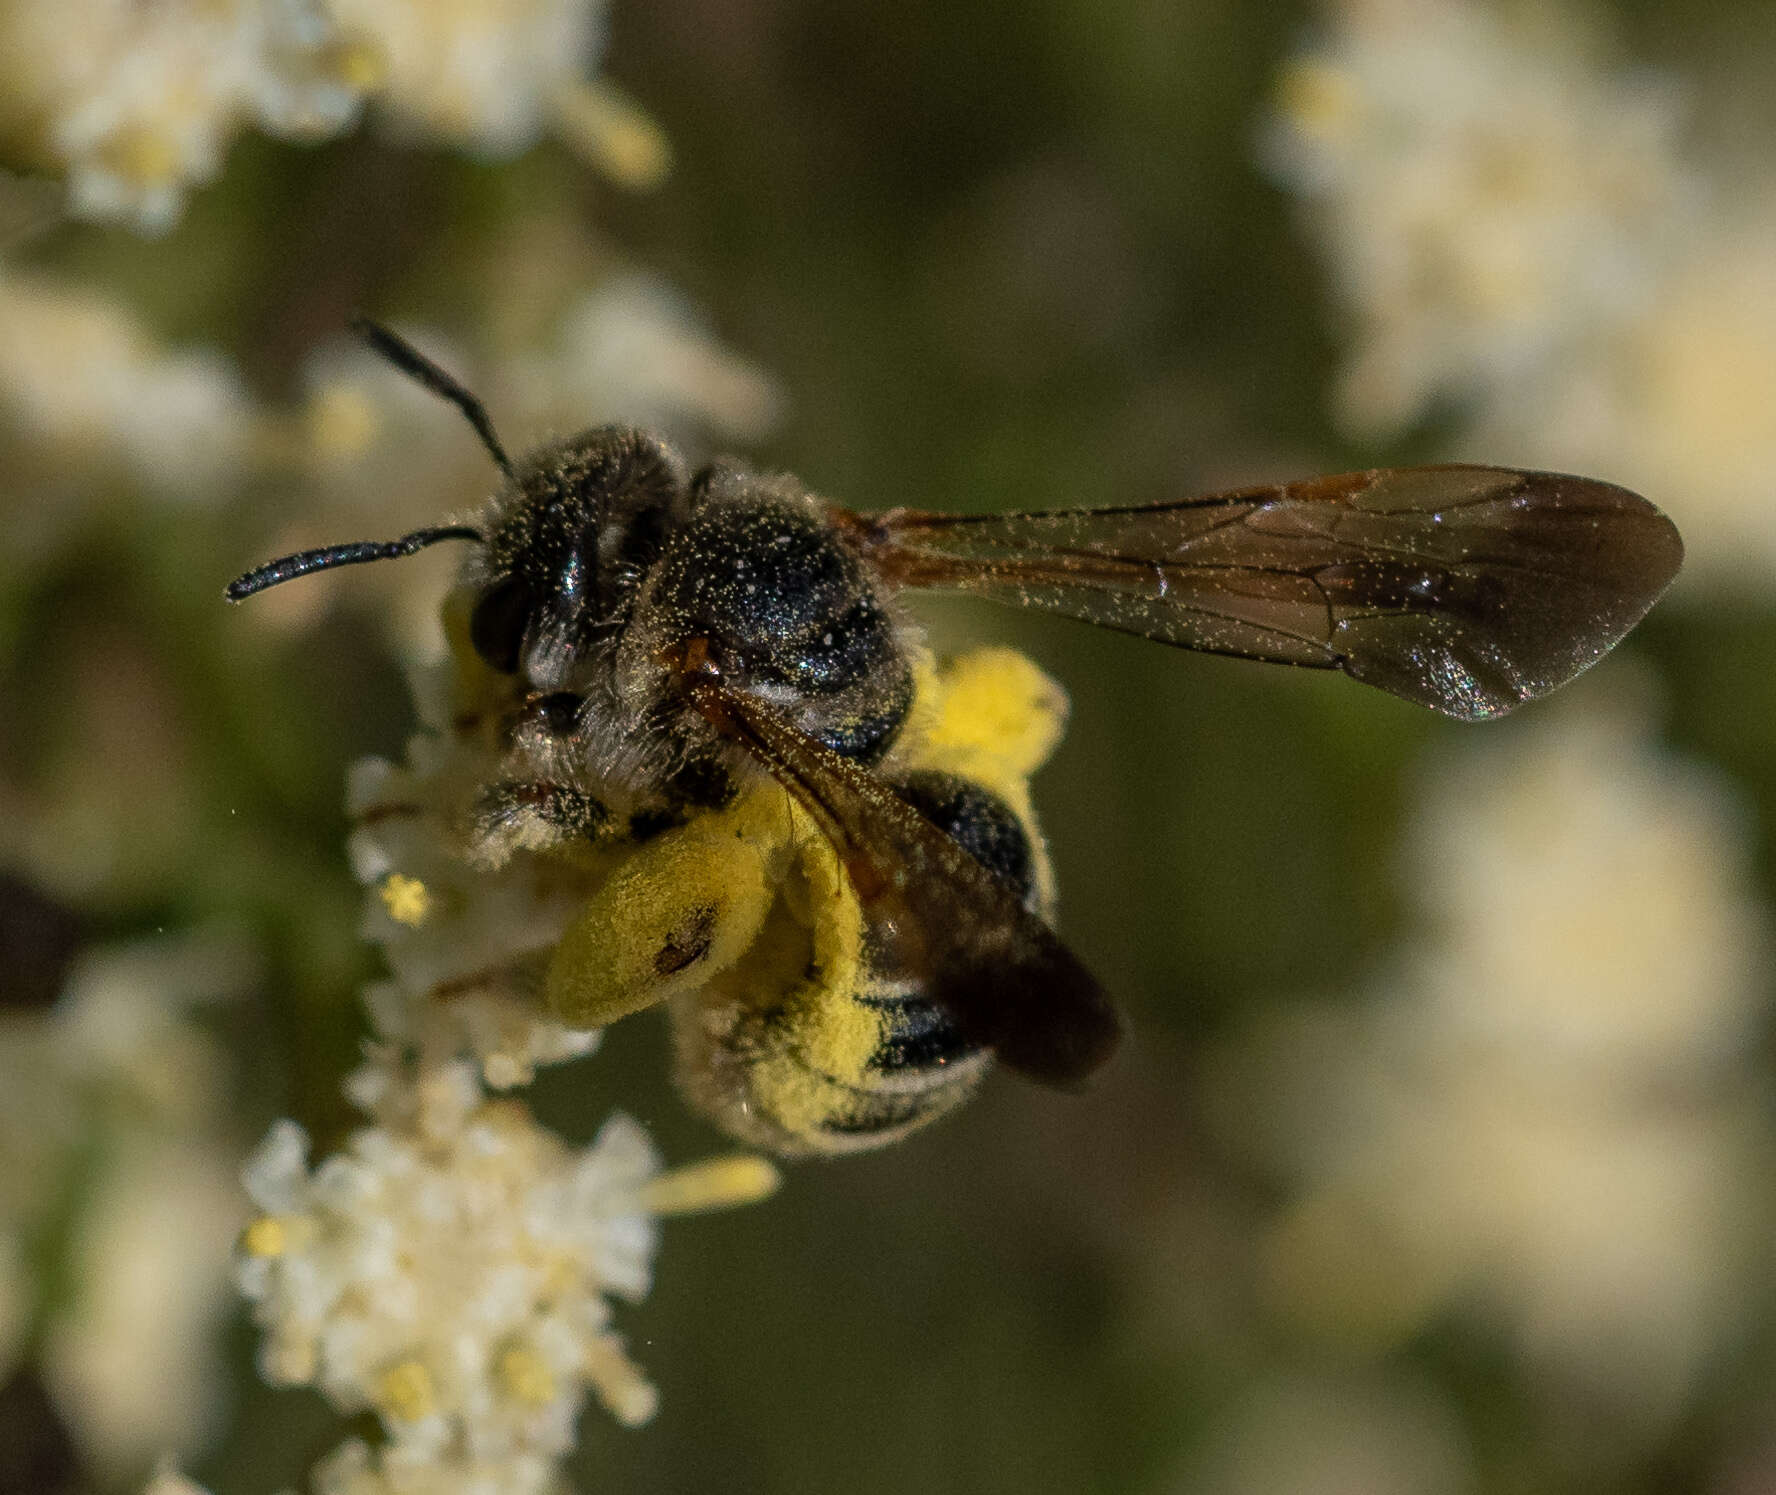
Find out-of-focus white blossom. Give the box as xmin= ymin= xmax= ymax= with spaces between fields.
xmin=1271 ymin=0 xmax=1776 ymax=591
xmin=502 ymin=276 xmax=785 ymax=445
xmin=330 ymin=0 xmax=602 ymax=158
xmin=1266 ymin=0 xmax=1694 ymax=438
xmin=0 ymin=0 xmax=369 ymax=233
xmin=0 ymin=273 xmax=259 ymax=525
xmin=0 ymin=0 xmax=664 ymax=234
xmin=0 ymin=932 xmax=247 ymax=1231
xmin=1217 ymin=686 xmax=1771 ymax=1433
xmin=0 ymin=930 xmax=252 ymax=1476
xmin=1398 ymin=690 xmax=1766 ymax=1073
xmin=1467 ymin=191 xmax=1776 ymax=589
xmin=46 ymin=1133 xmax=243 ymax=1480
xmin=236 ymin=1055 xmax=777 ymax=1471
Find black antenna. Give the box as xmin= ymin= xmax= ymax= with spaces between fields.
xmin=225 ymin=525 xmax=483 ymax=601
xmin=350 ymin=316 xmax=515 ymax=479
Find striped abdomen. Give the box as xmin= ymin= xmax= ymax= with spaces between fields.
xmin=672 ymin=771 xmax=1041 ymax=1156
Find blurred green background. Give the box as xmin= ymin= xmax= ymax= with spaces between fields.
xmin=6 ymin=1 xmax=1776 ymax=1492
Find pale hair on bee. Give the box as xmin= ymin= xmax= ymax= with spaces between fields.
xmin=228 ymin=320 xmax=1682 ymax=1153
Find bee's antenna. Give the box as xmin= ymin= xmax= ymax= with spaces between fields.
xmin=351 ymin=316 xmax=515 ymax=480
xmin=224 ymin=525 xmax=484 ymax=602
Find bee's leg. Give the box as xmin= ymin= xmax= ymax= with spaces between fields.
xmin=471 ymin=779 xmax=615 ymax=861
xmin=545 ymin=818 xmax=775 ymax=1028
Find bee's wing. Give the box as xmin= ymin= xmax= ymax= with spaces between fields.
xmin=847 ymin=466 xmax=1683 ymax=721
xmin=688 ymin=679 xmax=1123 ymax=1086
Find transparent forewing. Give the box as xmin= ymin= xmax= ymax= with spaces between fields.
xmin=689 ymin=680 xmax=1123 ymax=1086
xmin=854 ymin=466 xmax=1684 ymax=720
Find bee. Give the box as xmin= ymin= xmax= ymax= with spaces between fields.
xmin=229 ymin=320 xmax=1683 ymax=1152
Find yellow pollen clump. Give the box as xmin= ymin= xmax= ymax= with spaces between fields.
xmin=240 ymin=1216 xmax=287 ymax=1257
xmin=240 ymin=1214 xmax=317 ymax=1257
xmin=380 ymin=873 xmax=431 ymax=926
xmin=375 ymin=1359 xmax=436 ymax=1423
xmin=498 ymin=1345 xmax=558 ymax=1407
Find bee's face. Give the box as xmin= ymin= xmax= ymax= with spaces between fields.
xmin=467 ymin=428 xmax=690 ymax=690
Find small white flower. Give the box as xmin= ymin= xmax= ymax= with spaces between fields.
xmin=1271 ymin=0 xmax=1776 ymax=594
xmin=46 ymin=1133 xmax=244 ymax=1479
xmin=0 ymin=930 xmax=247 ymax=1224
xmin=1466 ymin=190 xmax=1776 ymax=591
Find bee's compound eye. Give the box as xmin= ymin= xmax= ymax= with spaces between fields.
xmin=537 ymin=691 xmax=584 ymax=735
xmin=469 ymin=576 xmax=534 ymax=673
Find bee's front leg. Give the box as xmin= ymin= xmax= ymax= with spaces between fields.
xmin=471 ymin=778 xmax=615 ymax=860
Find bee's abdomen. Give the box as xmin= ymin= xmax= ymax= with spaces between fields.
xmin=673 ymin=772 xmax=1040 ymax=1155
xmin=891 ymin=770 xmax=1037 ymax=904
xmin=787 ymin=774 xmax=1041 ymax=1146
xmin=860 ymin=987 xmax=977 ymax=1073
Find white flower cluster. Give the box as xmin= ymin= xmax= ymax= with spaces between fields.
xmin=0 ymin=0 xmax=664 ymax=235
xmin=1266 ymin=0 xmax=1692 ymax=437
xmin=346 ymin=685 xmax=609 ymax=1089
xmin=327 ymin=0 xmax=609 ymax=159
xmin=1268 ymin=0 xmax=1776 ymax=587
xmin=1223 ymin=685 xmax=1770 ymax=1434
xmin=0 ymin=0 xmax=368 ymax=233
xmin=236 ymin=1055 xmax=776 ymax=1487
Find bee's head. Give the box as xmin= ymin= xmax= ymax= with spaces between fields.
xmin=226 ymin=321 xmax=687 ymax=690
xmin=469 ymin=427 xmax=688 ymax=685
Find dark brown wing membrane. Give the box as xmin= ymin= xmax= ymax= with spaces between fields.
xmin=847 ymin=466 xmax=1683 ymax=721
xmin=688 ymin=678 xmax=1122 ymax=1086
